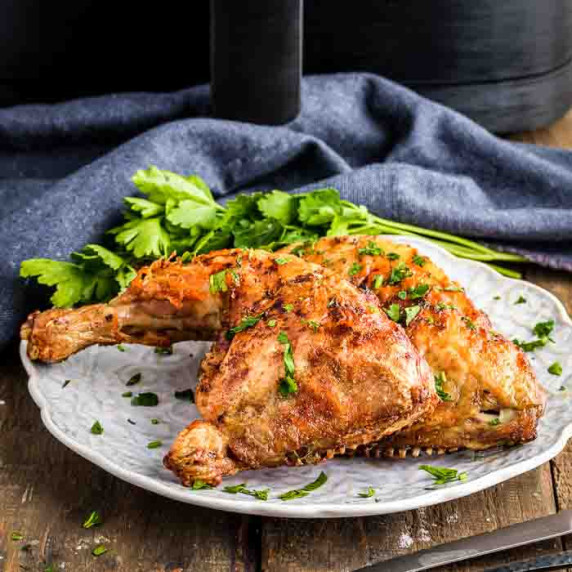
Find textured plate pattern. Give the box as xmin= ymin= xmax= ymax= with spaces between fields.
xmin=21 ymin=237 xmax=572 ymax=518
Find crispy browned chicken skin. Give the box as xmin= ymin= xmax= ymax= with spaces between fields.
xmin=281 ymin=236 xmax=546 ymax=455
xmin=22 ymin=249 xmax=437 ymax=485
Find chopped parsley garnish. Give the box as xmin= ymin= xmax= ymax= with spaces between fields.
xmin=226 ymin=313 xmax=264 ymax=340
xmin=533 ymin=319 xmax=555 ymax=340
xmin=548 ymin=362 xmax=563 ymax=376
xmin=434 ymin=372 xmax=452 ymax=402
xmin=174 ymin=388 xmax=195 ymax=402
xmin=419 ymin=465 xmax=467 ymax=485
xmin=223 ymin=483 xmax=269 ymax=501
xmin=275 ymin=257 xmax=290 ymax=265
xmin=11 ymin=532 xmax=24 ymax=541
xmin=387 ymin=252 xmax=400 ymax=260
xmin=384 ymin=304 xmax=401 ymax=322
xmin=388 ymin=262 xmax=412 ymax=285
xmin=126 ymin=373 xmax=142 ymax=386
xmin=92 ymin=545 xmax=107 ymax=557
xmin=398 ymin=290 xmax=407 ymax=300
xmin=358 ymin=241 xmax=383 ymax=256
xmin=82 ymin=511 xmax=102 ymax=529
xmin=62 ymin=379 xmax=72 ymax=389
xmin=268 ymin=319 xmax=277 ymax=327
xmin=372 ymin=275 xmax=384 ymax=289
xmin=151 ymin=418 xmax=161 ymax=424
xmin=462 ymin=317 xmax=476 ymax=331
xmin=117 ymin=344 xmax=126 ymax=352
xmin=154 ymin=345 xmax=173 ymax=355
xmin=493 ymin=295 xmax=501 ymax=300
xmin=122 ymin=391 xmax=133 ymax=398
xmin=409 ymin=284 xmax=430 ymax=299
xmin=191 ymin=480 xmax=213 ymax=490
xmin=444 ymin=285 xmax=464 ymax=292
xmin=131 ymin=392 xmax=159 ymax=406
xmin=348 ymin=262 xmax=362 ymax=276
xmin=404 ymin=305 xmax=421 ymax=326
xmin=412 ymin=254 xmax=426 ymax=267
xmin=283 ymin=303 xmax=294 ymax=312
xmin=358 ymin=487 xmax=375 ymax=498
xmin=90 ymin=421 xmax=104 ymax=435
xmin=436 ymin=302 xmax=456 ymax=311
xmin=488 ymin=418 xmax=501 ymax=426
xmin=277 ymin=331 xmax=298 ymax=396
xmin=147 ymin=440 xmax=163 ymax=449
xmin=303 ymin=319 xmax=321 ymax=332
xmin=279 ymin=471 xmax=328 ymax=501
xmin=513 ymin=338 xmax=546 ymax=352
xmin=209 ymin=268 xmax=239 ymax=294
xmin=514 ymin=296 xmax=527 ymax=305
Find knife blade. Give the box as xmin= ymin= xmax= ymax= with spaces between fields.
xmin=355 ymin=510 xmax=572 ymax=572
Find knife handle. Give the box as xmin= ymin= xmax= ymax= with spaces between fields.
xmin=485 ymin=551 xmax=572 ymax=572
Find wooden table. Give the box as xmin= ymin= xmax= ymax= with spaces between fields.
xmin=1 ymin=116 xmax=572 ymax=572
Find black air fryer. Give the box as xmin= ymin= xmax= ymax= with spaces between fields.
xmin=1 ymin=0 xmax=571 ymax=133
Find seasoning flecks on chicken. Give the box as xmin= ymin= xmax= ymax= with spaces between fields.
xmin=281 ymin=236 xmax=546 ymax=453
xmin=22 ymin=249 xmax=437 ymax=485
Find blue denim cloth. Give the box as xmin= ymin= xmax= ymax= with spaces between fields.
xmin=2 ymin=73 xmax=572 ymax=347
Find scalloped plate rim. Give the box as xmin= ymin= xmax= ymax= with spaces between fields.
xmin=20 ymin=235 xmax=572 ymax=518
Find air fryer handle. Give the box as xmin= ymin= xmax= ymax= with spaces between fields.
xmin=210 ymin=0 xmax=302 ymax=125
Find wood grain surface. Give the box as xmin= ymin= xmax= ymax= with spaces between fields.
xmin=1 ymin=114 xmax=572 ymax=571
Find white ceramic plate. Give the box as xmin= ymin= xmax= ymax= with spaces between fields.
xmin=21 ymin=237 xmax=572 ymax=518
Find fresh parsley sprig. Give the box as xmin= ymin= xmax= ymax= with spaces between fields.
xmin=279 ymin=471 xmax=328 ymax=501
xmin=20 ymin=167 xmax=528 ymax=309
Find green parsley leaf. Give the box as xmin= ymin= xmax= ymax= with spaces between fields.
xmin=122 ymin=391 xmax=133 ymax=398
xmin=257 ymin=190 xmax=295 ymax=225
xmin=226 ymin=313 xmax=264 ymax=340
xmin=92 ymin=544 xmax=108 ymax=557
xmin=303 ymin=319 xmax=320 ymax=332
xmin=82 ymin=511 xmax=102 ymax=529
xmin=151 ymin=418 xmax=161 ymax=425
xmin=384 ymin=304 xmax=401 ymax=322
xmin=387 ymin=252 xmax=400 ymax=260
xmin=533 ymin=320 xmax=555 ymax=340
xmin=398 ymin=290 xmax=407 ymax=300
xmin=388 ymin=262 xmax=412 ymax=285
xmin=191 ymin=480 xmax=213 ymax=490
xmin=419 ymin=465 xmax=467 ymax=485
xmin=409 ymin=284 xmax=430 ymax=299
xmin=548 ymin=362 xmax=563 ymax=376
xmin=358 ymin=487 xmax=375 ymax=498
xmin=298 ymin=188 xmax=342 ymax=226
xmin=154 ymin=345 xmax=173 ymax=355
xmin=348 ymin=262 xmax=362 ymax=276
xmin=412 ymin=254 xmax=426 ymax=266
xmin=279 ymin=471 xmax=328 ymax=501
xmin=514 ymin=296 xmax=527 ymax=305
xmin=90 ymin=421 xmax=104 ymax=435
xmin=123 ymin=196 xmax=164 ymax=218
xmin=126 ymin=373 xmax=142 ymax=386
xmin=462 ymin=317 xmax=476 ymax=331
xmin=277 ymin=331 xmax=297 ymax=396
xmin=131 ymin=392 xmax=159 ymax=407
xmin=223 ymin=483 xmax=269 ymax=501
xmin=444 ymin=285 xmax=464 ymax=292
xmin=372 ymin=275 xmax=384 ymax=289
xmin=275 ymin=257 xmax=291 ymax=265
xmin=147 ymin=440 xmax=163 ymax=449
xmin=62 ymin=379 xmax=72 ymax=389
xmin=167 ymin=201 xmax=218 ymax=230
xmin=110 ymin=217 xmax=170 ymax=259
xmin=283 ymin=303 xmax=294 ymax=312
xmin=493 ymin=295 xmax=501 ymax=300
xmin=209 ymin=269 xmax=231 ymax=294
xmin=404 ymin=305 xmax=421 ymax=326
xmin=268 ymin=319 xmax=277 ymax=327
xmin=117 ymin=344 xmax=126 ymax=352
xmin=358 ymin=241 xmax=383 ymax=256
xmin=488 ymin=418 xmax=501 ymax=426
xmin=434 ymin=372 xmax=452 ymax=402
xmin=11 ymin=532 xmax=24 ymax=541
xmin=174 ymin=388 xmax=195 ymax=402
